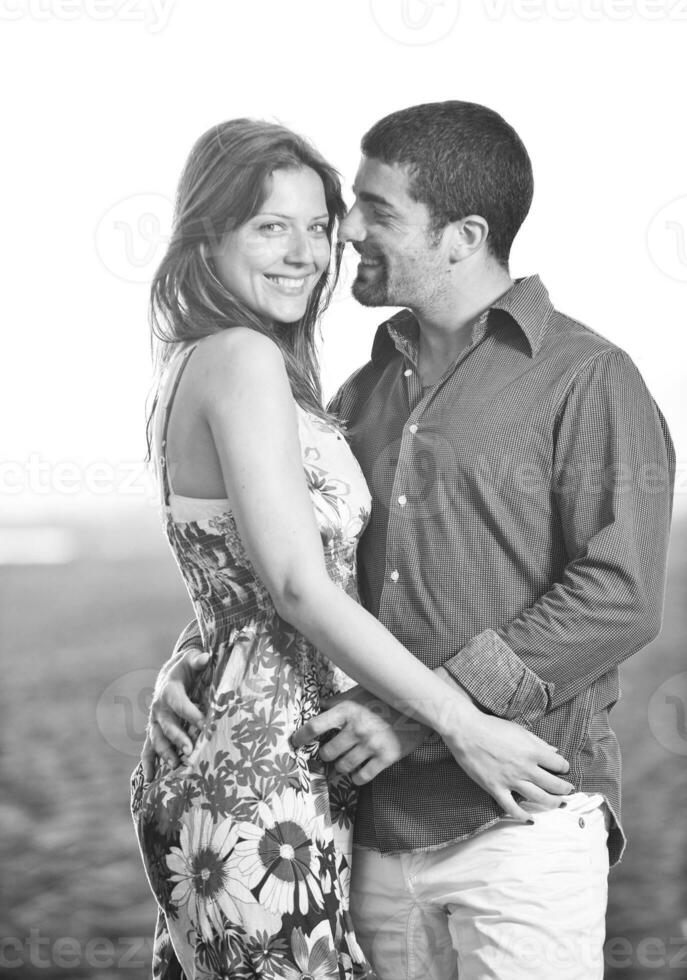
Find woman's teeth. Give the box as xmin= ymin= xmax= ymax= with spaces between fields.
xmin=265 ymin=275 xmax=308 ymax=294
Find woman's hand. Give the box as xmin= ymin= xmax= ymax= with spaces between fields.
xmin=442 ymin=704 xmax=575 ymax=822
xmin=291 ymin=686 xmax=432 ymax=784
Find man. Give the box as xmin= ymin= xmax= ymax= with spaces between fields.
xmin=143 ymin=102 xmax=675 ymax=978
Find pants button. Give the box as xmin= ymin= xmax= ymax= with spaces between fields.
xmin=578 ymin=817 xmax=586 ymax=828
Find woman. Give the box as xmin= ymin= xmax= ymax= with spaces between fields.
xmin=130 ymin=119 xmax=572 ymax=980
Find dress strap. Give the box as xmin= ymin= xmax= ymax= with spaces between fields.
xmin=159 ymin=344 xmax=198 ymax=507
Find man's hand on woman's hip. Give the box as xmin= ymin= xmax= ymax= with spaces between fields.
xmin=141 ymin=646 xmax=210 ymax=780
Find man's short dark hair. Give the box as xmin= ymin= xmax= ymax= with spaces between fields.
xmin=361 ymin=101 xmax=534 ymax=267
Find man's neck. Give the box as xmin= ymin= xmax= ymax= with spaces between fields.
xmin=414 ymin=267 xmax=514 ymax=383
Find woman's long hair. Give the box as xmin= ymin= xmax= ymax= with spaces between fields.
xmin=146 ymin=118 xmax=346 ymax=459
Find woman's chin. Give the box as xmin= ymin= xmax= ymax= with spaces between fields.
xmin=263 ymin=297 xmax=311 ymax=324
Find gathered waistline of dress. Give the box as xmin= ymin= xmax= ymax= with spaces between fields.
xmin=190 ymin=538 xmax=359 ymax=637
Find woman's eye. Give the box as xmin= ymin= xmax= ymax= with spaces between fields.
xmin=260 ymin=222 xmax=286 ymax=233
xmin=310 ymin=222 xmax=328 ymax=234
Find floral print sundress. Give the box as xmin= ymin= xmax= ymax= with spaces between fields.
xmin=130 ymin=343 xmax=375 ymax=980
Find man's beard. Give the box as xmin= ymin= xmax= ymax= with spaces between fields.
xmin=351 ymin=261 xmax=390 ymax=307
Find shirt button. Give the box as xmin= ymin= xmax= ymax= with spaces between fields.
xmin=404 ymin=368 xmax=413 ymax=377
xmin=390 ymin=569 xmax=400 ymax=583
xmin=398 ymin=494 xmax=407 ymax=507
xmin=408 ymin=424 xmax=418 ymax=434
xmin=578 ymin=817 xmax=585 ymax=829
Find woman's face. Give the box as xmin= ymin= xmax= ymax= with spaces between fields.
xmin=212 ymin=166 xmax=331 ymax=323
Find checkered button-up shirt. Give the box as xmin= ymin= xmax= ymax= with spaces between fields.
xmin=329 ymin=275 xmax=675 ymax=866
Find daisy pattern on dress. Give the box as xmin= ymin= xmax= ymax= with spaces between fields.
xmin=166 ymin=808 xmax=255 ymax=941
xmin=235 ymin=789 xmax=326 ymax=916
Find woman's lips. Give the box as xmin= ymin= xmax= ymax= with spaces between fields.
xmin=263 ymin=274 xmax=311 ymax=295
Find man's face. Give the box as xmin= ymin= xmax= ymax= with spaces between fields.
xmin=339 ymin=156 xmax=447 ymax=310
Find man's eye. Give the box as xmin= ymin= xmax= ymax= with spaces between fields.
xmin=371 ymin=209 xmax=392 ymax=224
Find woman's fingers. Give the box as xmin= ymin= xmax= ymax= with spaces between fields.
xmin=494 ymin=791 xmax=533 ymax=824
xmin=515 ymin=781 xmax=571 ymax=809
xmin=318 ymin=729 xmax=357 ymax=763
xmin=536 ymin=748 xmax=570 ymax=774
xmin=351 ymin=757 xmax=386 ymax=786
xmin=531 ymin=768 xmax=576 ymax=796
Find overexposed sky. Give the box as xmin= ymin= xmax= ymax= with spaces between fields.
xmin=1 ymin=0 xmax=685 ymax=516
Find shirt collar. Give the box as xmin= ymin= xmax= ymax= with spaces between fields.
xmin=371 ymin=275 xmax=554 ymax=364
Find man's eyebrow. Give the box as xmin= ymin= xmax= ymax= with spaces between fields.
xmin=351 ymin=188 xmax=396 ymax=210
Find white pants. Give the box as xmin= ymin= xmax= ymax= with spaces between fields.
xmin=350 ymin=793 xmax=610 ymax=980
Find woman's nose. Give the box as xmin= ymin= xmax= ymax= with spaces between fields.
xmin=285 ymin=228 xmax=314 ymax=264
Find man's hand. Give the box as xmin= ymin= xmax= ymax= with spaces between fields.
xmin=141 ymin=647 xmax=211 ymax=781
xmin=291 ymin=686 xmax=431 ymax=785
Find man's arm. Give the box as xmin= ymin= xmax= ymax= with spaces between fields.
xmin=158 ymin=619 xmax=204 ymax=678
xmin=441 ymin=349 xmax=675 ymax=727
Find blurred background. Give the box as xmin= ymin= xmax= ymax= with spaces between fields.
xmin=1 ymin=2 xmax=685 ymax=978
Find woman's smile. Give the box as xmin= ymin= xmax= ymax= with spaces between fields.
xmin=212 ymin=166 xmax=330 ymax=322
xmin=263 ymin=273 xmax=314 ymax=295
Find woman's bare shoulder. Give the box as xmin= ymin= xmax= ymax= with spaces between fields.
xmin=194 ymin=327 xmax=283 ymax=366
xmin=189 ymin=329 xmax=290 ymax=409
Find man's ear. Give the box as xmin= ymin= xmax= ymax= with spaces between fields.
xmin=447 ymin=215 xmax=490 ymax=262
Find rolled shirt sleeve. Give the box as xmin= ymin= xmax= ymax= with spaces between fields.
xmin=442 ymin=349 xmax=675 ymax=725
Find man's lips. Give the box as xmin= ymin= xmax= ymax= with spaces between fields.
xmin=356 ymin=254 xmax=384 ymax=273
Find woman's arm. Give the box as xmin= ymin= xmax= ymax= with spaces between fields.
xmin=183 ymin=329 xmax=572 ymax=819
xmin=196 ymin=331 xmax=461 ymax=725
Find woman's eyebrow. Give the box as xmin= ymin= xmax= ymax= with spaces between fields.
xmin=256 ymin=211 xmax=330 ymax=220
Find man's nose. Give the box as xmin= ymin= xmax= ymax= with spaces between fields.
xmin=339 ymin=206 xmax=366 ymax=244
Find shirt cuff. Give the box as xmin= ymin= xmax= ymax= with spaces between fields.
xmin=442 ymin=629 xmax=553 ymax=726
